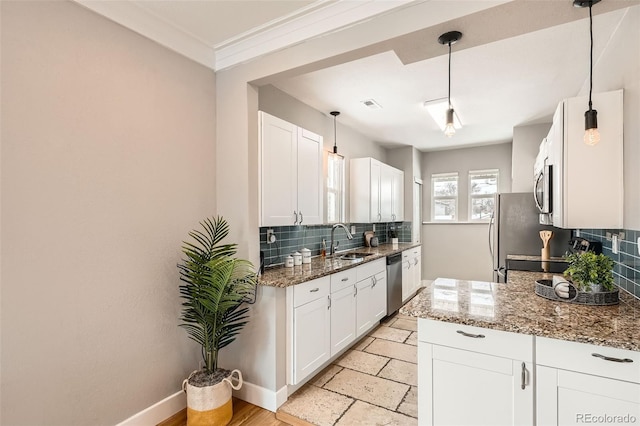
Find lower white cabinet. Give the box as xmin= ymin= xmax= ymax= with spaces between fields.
xmin=418 ymin=319 xmax=534 ymax=426
xmin=288 ymin=258 xmax=387 ymax=385
xmin=291 ymin=276 xmax=330 ymax=385
xmin=536 ymin=337 xmax=640 ymax=426
xmin=330 ymin=284 xmax=356 ymax=357
xmin=402 ymin=246 xmax=421 ymax=302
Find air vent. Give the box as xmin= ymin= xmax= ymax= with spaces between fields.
xmin=361 ymin=99 xmax=382 ymax=109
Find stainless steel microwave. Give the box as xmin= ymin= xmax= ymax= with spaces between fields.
xmin=534 ymin=163 xmax=552 ymax=216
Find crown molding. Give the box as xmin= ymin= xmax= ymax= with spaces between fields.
xmin=73 ymin=0 xmax=216 ymax=69
xmin=74 ymin=0 xmax=414 ymax=71
xmin=213 ymin=0 xmax=415 ymax=70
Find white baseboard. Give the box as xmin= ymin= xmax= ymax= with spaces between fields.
xmin=116 ymin=390 xmax=185 ymax=426
xmin=233 ymin=381 xmax=288 ymax=412
xmin=116 ymin=380 xmax=285 ymax=424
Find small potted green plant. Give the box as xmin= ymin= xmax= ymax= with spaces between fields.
xmin=178 ymin=216 xmax=256 ymax=426
xmin=564 ymin=251 xmax=615 ymax=293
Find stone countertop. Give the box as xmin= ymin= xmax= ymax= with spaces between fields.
xmin=400 ymin=270 xmax=640 ymax=352
xmin=258 ymin=242 xmax=421 ymax=288
xmin=507 ymin=254 xmax=566 ymax=261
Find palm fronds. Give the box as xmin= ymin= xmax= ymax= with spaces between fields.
xmin=178 ymin=217 xmax=257 ymax=372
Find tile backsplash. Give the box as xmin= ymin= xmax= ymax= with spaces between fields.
xmin=577 ymin=228 xmax=640 ymax=300
xmin=260 ymin=222 xmax=412 ymax=267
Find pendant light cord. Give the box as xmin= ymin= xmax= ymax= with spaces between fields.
xmin=448 ymin=42 xmax=452 ymax=108
xmin=588 ymin=1 xmax=593 ymax=111
xmin=333 ymin=115 xmax=337 ymax=150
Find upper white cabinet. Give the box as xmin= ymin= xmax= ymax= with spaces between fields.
xmin=548 ymin=90 xmax=623 ymax=229
xmin=259 ymin=111 xmax=323 ymax=226
xmin=350 ymin=157 xmax=404 ymax=223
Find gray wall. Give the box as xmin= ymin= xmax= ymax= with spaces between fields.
xmin=1 ymin=2 xmax=216 ymax=424
xmin=512 ymin=123 xmax=552 ymax=192
xmin=421 ymin=143 xmax=512 ymax=281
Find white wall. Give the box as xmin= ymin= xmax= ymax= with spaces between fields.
xmin=1 ymin=2 xmax=216 ymax=424
xmin=512 ymin=123 xmax=551 ymax=192
xmin=421 ymin=143 xmax=512 ymax=280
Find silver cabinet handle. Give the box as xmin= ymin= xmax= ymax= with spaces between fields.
xmin=414 ymin=258 xmax=419 ymax=266
xmin=521 ymin=362 xmax=526 ymax=390
xmin=341 ymin=277 xmax=349 ymax=282
xmin=371 ymin=276 xmax=377 ymax=287
xmin=592 ymin=353 xmax=634 ymax=363
xmin=353 ymin=285 xmax=357 ymax=297
xmin=293 ymin=211 xmax=298 ymax=225
xmin=299 ymin=211 xmax=303 ymax=224
xmin=378 ymin=213 xmax=382 ymax=222
xmin=327 ymin=295 xmax=331 ymax=310
xmin=456 ymin=330 xmax=485 ymax=339
xmin=310 ymin=288 xmax=319 ymax=293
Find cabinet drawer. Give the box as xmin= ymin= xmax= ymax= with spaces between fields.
xmin=537 ymin=337 xmax=640 ymax=384
xmin=293 ymin=276 xmax=330 ymax=308
xmin=419 ymin=319 xmax=534 ymax=362
xmin=331 ymin=268 xmax=357 ymax=293
xmin=356 ymin=258 xmax=386 ymax=281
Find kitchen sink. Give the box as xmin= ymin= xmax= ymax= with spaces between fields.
xmin=338 ymin=252 xmax=375 ymax=261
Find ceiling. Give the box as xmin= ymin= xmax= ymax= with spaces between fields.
xmin=76 ymin=0 xmax=639 ymax=151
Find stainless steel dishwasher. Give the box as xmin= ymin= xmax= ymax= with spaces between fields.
xmin=386 ymin=253 xmax=403 ymax=315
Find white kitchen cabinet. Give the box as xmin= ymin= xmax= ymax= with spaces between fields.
xmin=291 ymin=276 xmax=331 ymax=385
xmin=350 ymin=157 xmax=404 ymax=223
xmin=402 ymin=246 xmax=421 ymax=302
xmin=355 ymin=271 xmax=386 ymax=338
xmin=418 ymin=319 xmax=534 ymax=426
xmin=548 ymin=90 xmax=623 ymax=229
xmin=259 ymin=111 xmax=323 ymax=226
xmin=330 ymin=267 xmax=357 ymax=358
xmin=536 ymin=337 xmax=640 ymax=426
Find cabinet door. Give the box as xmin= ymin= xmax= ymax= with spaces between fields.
xmin=379 ymin=164 xmax=394 ymax=222
xmin=391 ymin=168 xmax=404 ymax=221
xmin=293 ymin=295 xmax=330 ymax=384
xmin=537 ymin=366 xmax=640 ymax=426
xmin=370 ymin=160 xmax=381 ymax=222
xmin=371 ymin=272 xmax=387 ymax=322
xmin=259 ymin=112 xmax=297 ymax=226
xmin=330 ymin=285 xmax=356 ymax=357
xmin=356 ymin=278 xmax=373 ymax=338
xmin=420 ymin=343 xmax=533 ymax=426
xmin=297 ymin=128 xmax=323 ymax=225
xmin=401 ymin=253 xmax=412 ymax=302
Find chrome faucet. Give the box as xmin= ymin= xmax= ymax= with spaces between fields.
xmin=330 ymin=223 xmax=353 ymax=256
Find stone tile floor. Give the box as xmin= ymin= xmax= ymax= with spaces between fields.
xmin=278 ymin=313 xmax=418 ymax=425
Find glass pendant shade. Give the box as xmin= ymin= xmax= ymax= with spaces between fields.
xmin=584 ymin=109 xmax=600 ymax=145
xmin=444 ymin=108 xmax=456 ymax=137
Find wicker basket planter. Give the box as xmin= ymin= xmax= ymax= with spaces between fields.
xmin=535 ymin=279 xmax=619 ymax=306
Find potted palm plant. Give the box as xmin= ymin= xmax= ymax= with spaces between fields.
xmin=178 ymin=216 xmax=257 ymax=426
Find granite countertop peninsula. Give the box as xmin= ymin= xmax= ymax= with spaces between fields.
xmin=258 ymin=242 xmax=421 ymax=288
xmin=400 ymin=270 xmax=640 ymax=352
xmin=507 ymin=254 xmax=567 ymax=262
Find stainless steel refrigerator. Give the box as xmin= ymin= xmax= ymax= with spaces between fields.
xmin=490 ymin=192 xmax=571 ymax=282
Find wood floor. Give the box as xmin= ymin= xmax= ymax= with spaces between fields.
xmin=158 ymin=398 xmax=292 ymax=426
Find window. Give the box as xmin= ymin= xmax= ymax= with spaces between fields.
xmin=469 ymin=169 xmax=499 ymax=221
xmin=431 ymin=173 xmax=458 ymax=221
xmin=327 ymin=153 xmax=345 ymax=223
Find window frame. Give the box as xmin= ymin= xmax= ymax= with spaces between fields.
xmin=431 ymin=172 xmax=459 ymax=222
xmin=468 ymin=169 xmax=499 ymax=222
xmin=326 ymin=152 xmax=345 ymax=224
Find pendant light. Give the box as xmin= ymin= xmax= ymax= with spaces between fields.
xmin=574 ymin=0 xmax=601 ymax=146
xmin=438 ymin=31 xmax=462 ymax=138
xmin=330 ymin=111 xmax=340 ymax=154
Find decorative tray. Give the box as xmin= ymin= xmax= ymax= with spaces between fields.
xmin=535 ymin=279 xmax=619 ymax=306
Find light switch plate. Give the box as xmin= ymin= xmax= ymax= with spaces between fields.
xmin=612 ymin=234 xmax=618 ymax=254
xmin=637 ymin=237 xmax=640 ymax=255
